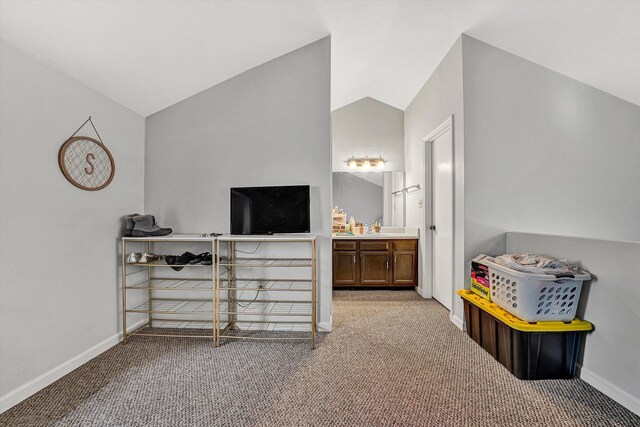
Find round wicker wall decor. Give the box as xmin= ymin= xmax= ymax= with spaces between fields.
xmin=58 ymin=136 xmax=115 ymax=191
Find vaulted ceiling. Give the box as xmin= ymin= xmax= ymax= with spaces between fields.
xmin=1 ymin=0 xmax=638 ymax=116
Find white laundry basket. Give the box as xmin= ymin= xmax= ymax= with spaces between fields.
xmin=481 ymin=257 xmax=591 ymax=322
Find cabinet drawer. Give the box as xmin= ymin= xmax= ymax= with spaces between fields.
xmin=393 ymin=239 xmax=417 ymax=251
xmin=360 ymin=240 xmax=390 ymax=251
xmin=333 ymin=240 xmax=357 ymax=251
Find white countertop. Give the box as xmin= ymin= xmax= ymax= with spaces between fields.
xmin=124 ymin=233 xmax=317 ymax=242
xmin=332 ymin=233 xmax=418 ymax=240
xmin=122 ymin=233 xmax=217 ymax=242
xmin=332 ymin=227 xmax=419 ymax=240
xmin=218 ymin=233 xmax=317 ymax=242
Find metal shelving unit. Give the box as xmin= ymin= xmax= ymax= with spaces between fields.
xmin=216 ymin=235 xmax=317 ymax=349
xmin=121 ymin=234 xmax=317 ymax=348
xmin=121 ymin=235 xmax=217 ymax=343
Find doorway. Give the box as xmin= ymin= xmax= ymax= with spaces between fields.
xmin=423 ymin=116 xmax=454 ymax=311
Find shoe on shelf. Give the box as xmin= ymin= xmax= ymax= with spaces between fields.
xmin=178 ymin=252 xmax=196 ymax=264
xmin=139 ymin=253 xmax=163 ymax=263
xmin=131 ymin=215 xmax=173 ymax=237
xmin=188 ymin=252 xmax=211 ymax=265
xmin=127 ymin=252 xmax=142 ymax=263
xmin=200 ymin=253 xmax=213 ymax=265
xmin=165 ymin=252 xmax=195 ymax=271
xmin=165 ymin=255 xmax=180 ymax=271
xmin=122 ymin=213 xmax=140 ymax=237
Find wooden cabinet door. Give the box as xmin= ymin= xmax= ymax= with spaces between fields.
xmin=333 ymin=250 xmax=358 ymax=286
xmin=359 ymin=251 xmax=390 ymax=285
xmin=393 ymin=251 xmax=417 ymax=286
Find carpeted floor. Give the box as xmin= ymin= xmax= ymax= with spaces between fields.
xmin=1 ymin=291 xmax=638 ymax=426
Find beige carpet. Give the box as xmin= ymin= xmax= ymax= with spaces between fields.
xmin=1 ymin=291 xmax=638 ymax=426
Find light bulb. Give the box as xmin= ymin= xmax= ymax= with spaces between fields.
xmin=348 ymin=156 xmax=357 ymax=169
xmin=362 ymin=156 xmax=371 ymax=171
xmin=376 ymin=156 xmax=385 ymax=170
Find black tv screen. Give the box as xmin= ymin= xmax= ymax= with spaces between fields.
xmin=230 ymin=185 xmax=310 ymax=235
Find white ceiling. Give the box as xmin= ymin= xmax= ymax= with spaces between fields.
xmin=1 ymin=0 xmax=638 ymax=116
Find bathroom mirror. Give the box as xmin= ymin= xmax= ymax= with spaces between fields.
xmin=332 ymin=171 xmax=406 ymax=226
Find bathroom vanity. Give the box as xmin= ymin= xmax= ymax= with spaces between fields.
xmin=332 ymin=229 xmax=419 ymax=288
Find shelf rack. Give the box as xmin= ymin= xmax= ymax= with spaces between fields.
xmin=121 ymin=235 xmax=217 ymax=343
xmin=216 ymin=235 xmax=317 ymax=349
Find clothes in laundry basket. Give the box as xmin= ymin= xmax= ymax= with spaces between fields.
xmin=495 ymin=253 xmax=587 ymax=276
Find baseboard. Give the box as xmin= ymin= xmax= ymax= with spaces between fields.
xmin=0 ymin=320 xmax=146 ymax=414
xmin=415 ymin=286 xmax=429 ymax=299
xmin=450 ymin=313 xmax=464 ymax=331
xmin=317 ymin=317 xmax=332 ymax=332
xmin=578 ymin=365 xmax=640 ymax=416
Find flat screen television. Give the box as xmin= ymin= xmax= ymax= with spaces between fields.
xmin=230 ymin=185 xmax=310 ymax=235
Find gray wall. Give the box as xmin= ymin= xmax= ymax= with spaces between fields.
xmin=461 ymin=36 xmax=640 ymax=414
xmin=332 ymin=97 xmax=404 ymax=172
xmin=404 ymin=37 xmax=466 ymax=324
xmin=333 ymin=173 xmax=383 ymax=225
xmin=462 ymin=35 xmax=640 ymax=255
xmin=407 ymin=35 xmax=640 ymax=331
xmin=144 ymin=37 xmax=332 ymax=326
xmin=0 ymin=43 xmax=145 ymax=403
xmin=507 ymin=232 xmax=640 ymax=415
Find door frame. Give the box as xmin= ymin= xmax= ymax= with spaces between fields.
xmin=422 ymin=115 xmax=455 ymax=314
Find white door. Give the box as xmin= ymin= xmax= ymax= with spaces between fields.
xmin=430 ymin=128 xmax=453 ymax=310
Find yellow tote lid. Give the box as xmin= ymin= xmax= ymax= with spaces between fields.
xmin=458 ymin=290 xmax=593 ymax=332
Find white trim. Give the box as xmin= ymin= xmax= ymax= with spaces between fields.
xmin=422 ymin=116 xmax=453 ymax=143
xmin=423 ymin=115 xmax=455 ymax=311
xmin=450 ymin=313 xmax=464 ymax=331
xmin=316 ymin=314 xmax=333 ymax=332
xmin=415 ymin=286 xmax=429 ymax=299
xmin=0 ymin=320 xmax=147 ymax=414
xmin=578 ymin=365 xmax=640 ymax=416
xmin=316 ymin=322 xmax=332 ymax=332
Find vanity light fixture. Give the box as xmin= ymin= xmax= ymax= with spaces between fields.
xmin=345 ymin=155 xmax=386 ymax=171
xmin=348 ymin=156 xmax=358 ymax=169
xmin=362 ymin=156 xmax=372 ymax=170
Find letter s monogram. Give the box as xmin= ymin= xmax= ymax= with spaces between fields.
xmin=85 ymin=153 xmax=95 ymax=175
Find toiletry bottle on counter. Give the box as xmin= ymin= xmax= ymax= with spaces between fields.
xmin=349 ymin=217 xmax=356 ymax=234
xmin=359 ymin=223 xmax=364 ymax=234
